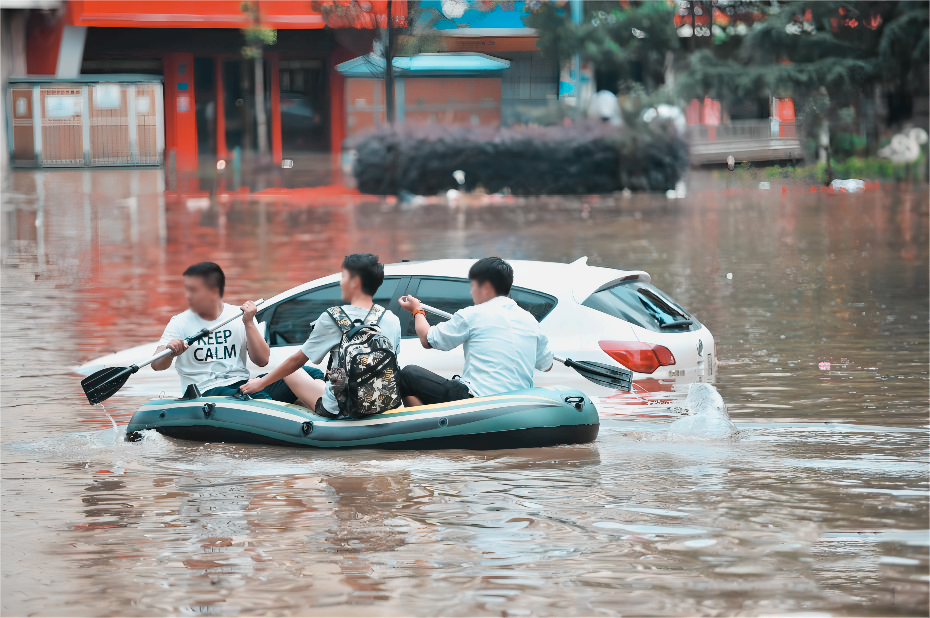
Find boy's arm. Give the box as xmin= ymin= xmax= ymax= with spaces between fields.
xmin=242 ymin=311 xmax=337 ymax=395
xmin=399 ymin=295 xmax=470 ymax=351
xmin=413 ymin=312 xmax=432 ymax=349
xmin=535 ymin=330 xmax=554 ymax=372
xmin=153 ymin=318 xmax=185 ymax=371
xmin=241 ymin=300 xmax=270 ymax=367
xmin=240 ymin=350 xmax=309 ymax=394
xmin=398 ymin=295 xmax=432 ymax=349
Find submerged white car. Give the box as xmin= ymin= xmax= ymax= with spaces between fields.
xmin=77 ymin=258 xmax=716 ymax=399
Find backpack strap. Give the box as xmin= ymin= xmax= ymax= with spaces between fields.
xmin=345 ymin=304 xmax=385 ymax=340
xmin=326 ymin=306 xmax=354 ymax=334
xmin=364 ymin=304 xmax=386 ymax=326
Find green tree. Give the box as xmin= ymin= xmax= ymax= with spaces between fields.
xmin=524 ymin=1 xmax=681 ymax=93
xmin=675 ymin=1 xmax=929 ymax=170
xmin=239 ymin=1 xmax=278 ymax=155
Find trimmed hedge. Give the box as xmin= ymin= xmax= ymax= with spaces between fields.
xmin=347 ymin=122 xmax=688 ymax=195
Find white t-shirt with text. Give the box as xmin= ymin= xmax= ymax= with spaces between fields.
xmin=159 ymin=303 xmax=254 ymax=393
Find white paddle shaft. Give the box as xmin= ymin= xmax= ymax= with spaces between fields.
xmin=417 ymin=301 xmax=453 ymax=320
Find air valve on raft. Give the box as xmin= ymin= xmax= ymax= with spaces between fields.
xmin=202 ymin=402 xmax=215 ymax=417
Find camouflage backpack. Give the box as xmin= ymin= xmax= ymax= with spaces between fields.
xmin=324 ymin=304 xmax=401 ymax=419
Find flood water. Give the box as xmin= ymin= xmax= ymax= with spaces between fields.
xmin=2 ymin=170 xmax=928 ymax=616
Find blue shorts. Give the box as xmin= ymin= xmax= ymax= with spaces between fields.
xmin=202 ymin=366 xmax=324 ymax=403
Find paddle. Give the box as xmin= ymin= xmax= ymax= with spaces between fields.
xmin=81 ymin=299 xmax=265 ymax=405
xmin=414 ymin=301 xmax=633 ymax=392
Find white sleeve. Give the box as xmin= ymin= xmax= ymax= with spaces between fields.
xmin=535 ymin=329 xmax=554 ymax=371
xmin=426 ymin=311 xmax=470 ymax=351
xmin=299 ymin=313 xmax=343 ymax=364
xmin=158 ymin=316 xmax=184 ymax=345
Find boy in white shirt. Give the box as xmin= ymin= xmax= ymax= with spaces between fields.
xmin=397 ymin=257 xmax=552 ymax=406
xmin=154 ymin=262 xmax=322 ymax=400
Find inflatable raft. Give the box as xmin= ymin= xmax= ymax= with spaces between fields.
xmin=126 ymin=386 xmax=598 ymax=450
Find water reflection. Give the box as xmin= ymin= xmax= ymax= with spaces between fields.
xmin=1 ymin=170 xmax=927 ymax=615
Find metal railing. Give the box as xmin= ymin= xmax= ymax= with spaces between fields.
xmin=687 ymin=118 xmax=804 ymax=165
xmin=7 ymin=75 xmax=164 ymax=168
xmin=687 ymin=118 xmax=798 ymax=142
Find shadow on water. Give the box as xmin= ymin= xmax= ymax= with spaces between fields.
xmin=1 ymin=169 xmax=928 ymax=615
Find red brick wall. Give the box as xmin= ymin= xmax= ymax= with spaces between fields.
xmin=345 ymin=77 xmax=502 ymax=138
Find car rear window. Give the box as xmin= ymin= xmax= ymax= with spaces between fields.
xmin=510 ymin=288 xmax=558 ymax=323
xmin=582 ymin=281 xmax=701 ymax=332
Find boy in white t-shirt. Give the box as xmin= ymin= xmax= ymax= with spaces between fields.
xmin=240 ymin=254 xmax=400 ymax=416
xmin=397 ymin=257 xmax=552 ymax=406
xmin=154 ymin=262 xmax=322 ymax=400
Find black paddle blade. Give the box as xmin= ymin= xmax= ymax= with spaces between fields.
xmin=81 ymin=366 xmax=133 ymax=405
xmin=564 ymin=359 xmax=633 ymax=392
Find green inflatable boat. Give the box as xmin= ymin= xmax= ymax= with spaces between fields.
xmin=126 ymin=386 xmax=599 ymax=450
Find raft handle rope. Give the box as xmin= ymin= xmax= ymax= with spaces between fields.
xmin=565 ymin=395 xmax=586 ymax=411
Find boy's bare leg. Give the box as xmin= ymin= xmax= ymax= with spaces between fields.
xmin=283 ymin=371 xmax=326 ymax=409
xmin=403 ymin=395 xmax=424 ymax=408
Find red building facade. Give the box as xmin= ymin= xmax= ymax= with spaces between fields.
xmin=19 ymin=1 xmax=408 ymax=182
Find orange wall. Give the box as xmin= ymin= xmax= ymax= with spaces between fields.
xmin=68 ymin=0 xmax=406 ymax=29
xmin=404 ymin=78 xmax=501 ymax=127
xmin=71 ymin=0 xmax=323 ymax=28
xmin=163 ymin=53 xmax=198 ymax=170
xmin=346 ymin=79 xmax=386 ymax=136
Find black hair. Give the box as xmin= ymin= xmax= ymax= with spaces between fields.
xmin=183 ymin=262 xmax=225 ymax=297
xmin=468 ymin=257 xmax=513 ymax=296
xmin=343 ymin=253 xmax=384 ymax=296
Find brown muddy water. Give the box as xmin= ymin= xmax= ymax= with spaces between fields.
xmin=2 ymin=170 xmax=928 ymax=616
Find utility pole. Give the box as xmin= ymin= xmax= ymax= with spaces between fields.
xmin=384 ymin=0 xmax=396 ymax=124
xmin=558 ymin=0 xmax=584 ymax=108
xmin=571 ymin=0 xmax=582 ymax=101
xmin=255 ymin=57 xmax=268 ymax=154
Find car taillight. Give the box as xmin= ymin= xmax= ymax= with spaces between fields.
xmin=598 ymin=340 xmax=676 ymax=374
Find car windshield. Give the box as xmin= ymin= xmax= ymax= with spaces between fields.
xmin=582 ymin=280 xmax=700 ymax=332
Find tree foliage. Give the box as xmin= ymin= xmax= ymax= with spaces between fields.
xmin=240 ymin=1 xmax=277 ymax=59
xmin=524 ymin=1 xmax=681 ymax=88
xmin=525 ymin=1 xmax=928 ymax=103
xmin=676 ymin=1 xmax=928 ymax=101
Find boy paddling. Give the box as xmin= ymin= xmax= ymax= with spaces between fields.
xmin=154 ymin=262 xmax=321 ymax=400
xmin=397 ymin=257 xmax=553 ymax=406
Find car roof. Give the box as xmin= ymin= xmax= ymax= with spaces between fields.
xmin=260 ymin=258 xmax=651 ymax=308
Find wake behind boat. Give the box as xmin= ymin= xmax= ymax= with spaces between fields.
xmin=126 ymin=386 xmax=599 ymax=450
